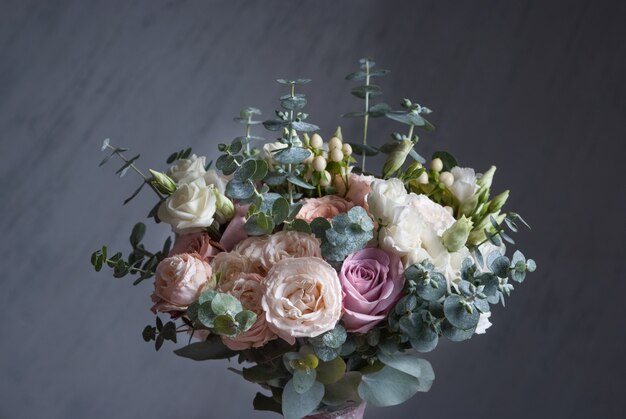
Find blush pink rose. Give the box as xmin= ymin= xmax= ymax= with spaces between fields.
xmin=345 ymin=173 xmax=376 ymax=209
xmin=170 ymin=232 xmax=223 ymax=261
xmin=340 ymin=248 xmax=404 ymax=333
xmin=219 ymin=204 xmax=250 ymax=251
xmin=219 ymin=272 xmax=277 ymax=350
xmin=295 ymin=195 xmax=354 ymax=223
xmin=151 ymin=253 xmax=215 ymax=314
xmin=234 ymin=236 xmax=269 ymax=274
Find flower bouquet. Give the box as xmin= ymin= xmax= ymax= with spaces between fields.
xmin=92 ymin=58 xmax=536 ymax=419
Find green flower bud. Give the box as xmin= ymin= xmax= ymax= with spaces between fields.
xmin=442 ymin=215 xmax=473 ymax=252
xmin=149 ymin=169 xmax=177 ymax=195
xmin=477 ymin=166 xmax=496 ymax=189
xmin=459 ymin=194 xmax=480 ymax=217
xmin=383 ymin=139 xmax=413 ymax=179
xmin=214 ymin=188 xmax=235 ymax=224
xmin=488 ymin=190 xmax=510 ymax=213
xmin=405 ymin=161 xmax=423 ymax=178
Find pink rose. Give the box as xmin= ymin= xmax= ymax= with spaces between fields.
xmin=345 ymin=173 xmax=376 ymax=209
xmin=340 ymin=248 xmax=404 ymax=333
xmin=219 ymin=204 xmax=250 ymax=251
xmin=219 ymin=272 xmax=277 ymax=350
xmin=151 ymin=253 xmax=215 ymax=314
xmin=295 ymin=195 xmax=354 ymax=223
xmin=170 ymin=232 xmax=222 ymax=261
xmin=260 ymin=231 xmax=322 ymax=272
xmin=211 ymin=251 xmax=260 ymax=291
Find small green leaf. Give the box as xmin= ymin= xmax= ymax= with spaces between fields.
xmin=235 ymin=310 xmax=257 ymax=332
xmin=211 ymin=293 xmax=242 ymax=316
xmin=225 ymin=180 xmax=255 ymax=200
xmin=287 ymin=175 xmax=315 ymax=189
xmin=443 ymin=295 xmax=480 ymax=330
xmin=348 ymin=143 xmax=379 ymax=156
xmin=351 ymin=85 xmax=382 ymax=99
xmin=316 ymin=357 xmax=346 ymax=385
xmin=272 ymin=197 xmax=290 ymax=225
xmin=490 ymin=255 xmax=511 ymax=278
xmin=214 ymin=314 xmax=238 ymax=336
xmin=292 ymin=368 xmax=317 ymax=394
xmin=291 ymin=121 xmax=320 ymax=132
xmin=273 ymin=147 xmax=311 ymax=164
xmin=291 ymin=219 xmax=311 ymax=233
xmin=129 ymin=223 xmax=146 ymax=248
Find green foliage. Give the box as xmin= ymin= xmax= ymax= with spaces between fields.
xmin=431 ymin=151 xmax=458 ymax=172
xmin=282 ymin=379 xmax=325 ymax=419
xmin=314 ymin=207 xmax=375 ymax=263
xmin=142 ymin=316 xmax=177 ymax=351
xmin=173 ymin=336 xmax=237 ymax=361
xmin=166 ymin=147 xmax=192 ymax=164
xmin=187 ymin=289 xmax=257 ymax=338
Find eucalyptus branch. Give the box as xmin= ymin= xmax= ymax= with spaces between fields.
xmin=104 ymin=142 xmax=165 ymax=200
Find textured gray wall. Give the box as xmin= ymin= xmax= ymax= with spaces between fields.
xmin=1 ymin=1 xmax=624 ymax=418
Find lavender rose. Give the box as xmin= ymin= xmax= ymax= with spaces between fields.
xmin=340 ymin=248 xmax=405 ymax=333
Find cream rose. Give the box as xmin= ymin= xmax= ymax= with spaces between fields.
xmin=366 ymin=178 xmax=408 ymax=223
xmin=167 ymin=154 xmax=207 ymax=184
xmin=211 ymin=251 xmax=259 ymax=290
xmin=262 ymin=257 xmax=342 ymax=344
xmin=150 ymin=253 xmax=214 ymax=313
xmin=296 ymin=195 xmax=354 ymax=223
xmin=259 ymin=231 xmax=322 ymax=272
xmin=157 ymin=179 xmax=217 ymax=232
xmin=220 ymin=272 xmax=277 ymax=350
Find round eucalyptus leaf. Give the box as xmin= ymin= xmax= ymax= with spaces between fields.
xmin=213 ymin=314 xmax=238 ymax=336
xmin=414 ymin=272 xmax=446 ymax=301
xmin=526 ymin=259 xmax=537 ymax=272
xmin=316 ymin=356 xmax=346 ymax=385
xmin=211 ymin=293 xmax=242 ymax=316
xmin=475 ymin=272 xmax=499 ymax=297
xmin=441 ymin=319 xmax=475 ymax=342
xmin=409 ymin=322 xmax=439 ymax=353
xmin=282 ymin=379 xmax=324 ymax=419
xmin=235 ymin=310 xmax=257 ymax=332
xmin=358 ymin=366 xmax=421 ymax=407
xmin=225 ymin=180 xmax=255 ymax=200
xmin=443 ymin=295 xmax=480 ymax=330
xmin=490 ymin=255 xmax=511 ymax=278
xmin=292 ymin=368 xmax=317 ymax=394
xmin=473 ymin=297 xmax=490 ymax=313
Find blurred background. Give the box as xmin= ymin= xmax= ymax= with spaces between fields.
xmin=1 ymin=0 xmax=624 ymax=418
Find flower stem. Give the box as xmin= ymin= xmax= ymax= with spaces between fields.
xmin=362 ymin=61 xmax=371 ymax=172
xmin=106 ymin=144 xmax=164 ymax=200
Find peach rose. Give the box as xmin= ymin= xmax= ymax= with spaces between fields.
xmin=262 ymin=257 xmax=342 ymax=344
xmin=211 ymin=251 xmax=260 ymax=291
xmin=260 ymin=231 xmax=322 ymax=272
xmin=234 ymin=236 xmax=269 ymax=273
xmin=296 ymin=195 xmax=354 ymax=223
xmin=220 ymin=272 xmax=277 ymax=350
xmin=150 ymin=253 xmax=214 ymax=313
xmin=345 ymin=173 xmax=376 ymax=209
xmin=169 ymin=231 xmax=223 ymax=261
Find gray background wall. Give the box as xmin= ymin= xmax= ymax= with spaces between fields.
xmin=1 ymin=1 xmax=624 ymax=418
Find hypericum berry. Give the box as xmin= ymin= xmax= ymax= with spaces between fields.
xmin=328 ymin=136 xmax=342 ymax=151
xmin=417 ymin=171 xmax=429 ymax=184
xmin=319 ymin=170 xmax=332 ymax=187
xmin=330 ymin=148 xmax=344 ymax=162
xmin=310 ymin=133 xmax=323 ymax=149
xmin=312 ymin=156 xmax=327 ymax=172
xmin=342 ymin=143 xmax=353 ymax=156
xmin=440 ymin=171 xmax=454 ymax=187
xmin=431 ymin=158 xmax=443 ymax=172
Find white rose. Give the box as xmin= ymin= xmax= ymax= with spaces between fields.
xmin=366 ymin=178 xmax=408 ymax=223
xmin=204 ymin=169 xmax=227 ymax=194
xmin=450 ymin=167 xmax=478 ymax=204
xmin=158 ymin=179 xmax=217 ymax=232
xmin=475 ymin=312 xmax=492 ymax=334
xmin=263 ymin=141 xmax=288 ymax=170
xmin=406 ymin=193 xmax=456 ymax=235
xmin=262 ymin=257 xmax=342 ymax=344
xmin=167 ymin=154 xmax=207 ymax=184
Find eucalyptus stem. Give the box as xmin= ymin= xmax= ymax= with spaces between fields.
xmin=106 ymin=144 xmax=164 ymax=200
xmin=245 ymin=120 xmax=251 ymax=155
xmin=362 ymin=61 xmax=371 ymax=172
xmin=407 ymin=124 xmax=415 ymax=141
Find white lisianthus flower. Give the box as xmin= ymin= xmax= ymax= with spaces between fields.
xmin=475 ymin=312 xmax=492 ymax=334
xmin=158 ymin=178 xmax=217 ymax=232
xmin=379 ymin=206 xmax=425 ymax=255
xmin=449 ymin=167 xmax=478 ymax=204
xmin=167 ymin=154 xmax=207 ymax=184
xmin=262 ymin=257 xmax=342 ymax=344
xmin=262 ymin=141 xmax=288 ymax=170
xmin=204 ymin=169 xmax=227 ymax=194
xmin=366 ymin=178 xmax=408 ymax=223
xmin=406 ymin=193 xmax=456 ymax=235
